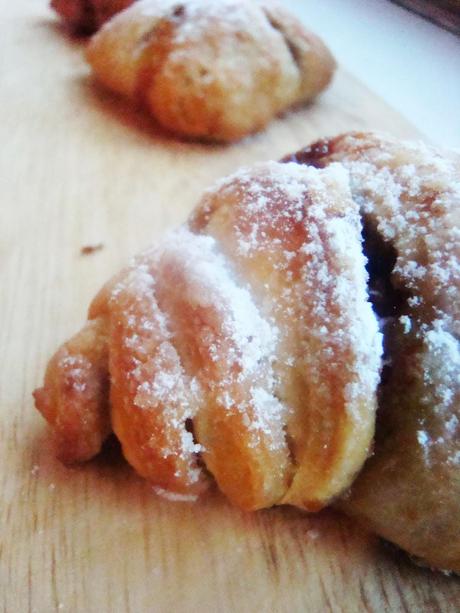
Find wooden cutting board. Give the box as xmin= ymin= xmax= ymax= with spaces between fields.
xmin=2 ymin=2 xmax=459 ymax=611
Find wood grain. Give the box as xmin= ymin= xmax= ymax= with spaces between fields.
xmin=1 ymin=2 xmax=459 ymax=612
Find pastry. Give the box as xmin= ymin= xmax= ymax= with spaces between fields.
xmin=286 ymin=131 xmax=460 ymax=573
xmin=85 ymin=0 xmax=336 ymax=141
xmin=34 ymin=161 xmax=382 ymax=510
xmin=34 ymin=132 xmax=460 ymax=573
xmin=51 ymin=0 xmax=135 ymax=33
xmin=33 ymin=317 xmax=110 ymax=463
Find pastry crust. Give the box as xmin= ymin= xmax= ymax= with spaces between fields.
xmin=85 ymin=0 xmax=336 ymax=141
xmin=287 ymin=131 xmax=460 ymax=573
xmin=34 ymin=162 xmax=381 ymax=511
xmin=190 ymin=163 xmax=381 ymax=510
xmin=33 ymin=317 xmax=110 ymax=463
xmin=33 ymin=132 xmax=460 ymax=572
xmin=51 ymin=0 xmax=135 ymax=33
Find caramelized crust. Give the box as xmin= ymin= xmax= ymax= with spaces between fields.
xmin=287 ymin=131 xmax=460 ymax=573
xmin=85 ymin=0 xmax=336 ymax=141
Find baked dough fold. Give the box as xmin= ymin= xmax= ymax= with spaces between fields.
xmin=35 ymin=161 xmax=381 ymax=511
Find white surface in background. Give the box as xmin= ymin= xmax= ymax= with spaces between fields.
xmin=285 ymin=0 xmax=460 ymax=147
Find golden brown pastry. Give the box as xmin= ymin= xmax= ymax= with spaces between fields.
xmin=85 ymin=0 xmax=336 ymax=141
xmin=33 ymin=317 xmax=110 ymax=462
xmin=34 ymin=161 xmax=381 ymax=510
xmin=34 ymin=132 xmax=459 ymax=572
xmin=286 ymin=131 xmax=460 ymax=573
xmin=51 ymin=0 xmax=135 ymax=33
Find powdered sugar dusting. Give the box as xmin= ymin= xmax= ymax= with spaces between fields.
xmin=100 ymin=0 xmax=295 ymax=84
xmin=296 ymin=173 xmax=382 ymax=422
xmin=202 ymin=161 xmax=382 ymax=420
xmin=109 ymin=259 xmax=205 ymax=490
xmin=326 ymin=216 xmax=383 ymax=412
xmin=412 ymin=319 xmax=460 ymax=468
xmin=195 ymin=161 xmax=382 ymax=504
xmin=423 ymin=321 xmax=460 ymax=410
xmin=154 ymin=228 xmax=287 ymax=454
xmin=314 ymin=132 xmax=459 ymax=475
xmin=152 ymin=486 xmax=198 ymax=502
xmin=334 ymin=133 xmax=460 ymax=333
xmin=57 ymin=355 xmax=90 ymax=394
xmin=93 ymin=0 xmax=310 ymax=133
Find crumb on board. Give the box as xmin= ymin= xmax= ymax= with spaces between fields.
xmin=80 ymin=243 xmax=104 ymax=256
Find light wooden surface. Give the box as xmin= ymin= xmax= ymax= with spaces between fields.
xmin=1 ymin=2 xmax=460 ymax=612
